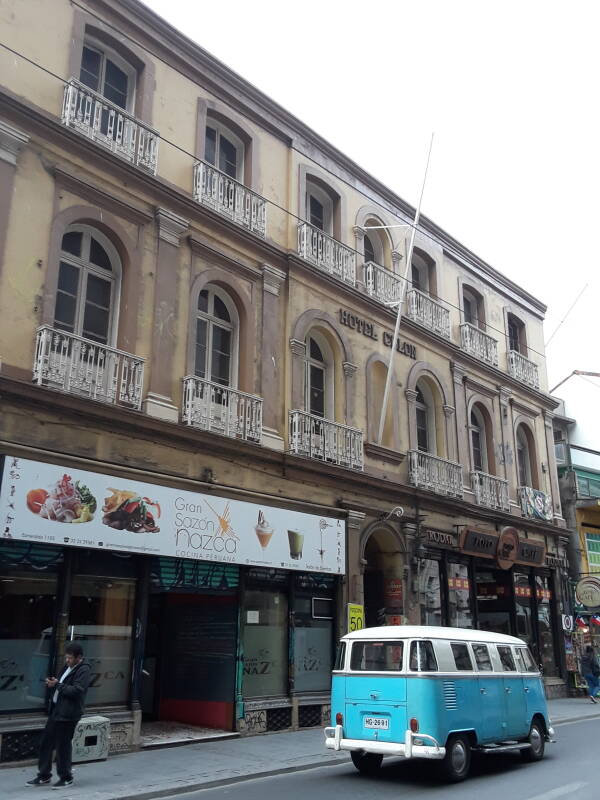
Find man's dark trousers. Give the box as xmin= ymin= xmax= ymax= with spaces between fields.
xmin=37 ymin=715 xmax=77 ymax=781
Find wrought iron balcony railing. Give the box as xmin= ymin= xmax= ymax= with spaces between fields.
xmin=61 ymin=79 xmax=158 ymax=174
xmin=193 ymin=160 xmax=267 ymax=237
xmin=288 ymin=410 xmax=363 ymax=470
xmin=508 ymin=350 xmax=540 ymax=389
xmin=33 ymin=326 xmax=144 ymax=409
xmin=364 ymin=261 xmax=404 ymax=305
xmin=405 ymin=289 xmax=451 ymax=339
xmin=407 ymin=450 xmax=463 ymax=498
xmin=460 ymin=323 xmax=499 ymax=367
xmin=182 ymin=376 xmax=263 ymax=444
xmin=297 ymin=223 xmax=356 ymax=287
xmin=518 ymin=486 xmax=552 ymax=521
xmin=471 ymin=470 xmax=510 ymax=511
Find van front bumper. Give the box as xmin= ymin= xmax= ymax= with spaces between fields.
xmin=324 ymin=725 xmax=445 ymax=760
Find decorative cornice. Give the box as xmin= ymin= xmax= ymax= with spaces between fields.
xmin=451 ymin=362 xmax=467 ymax=384
xmin=464 ymin=376 xmax=499 ymax=400
xmin=0 ymin=118 xmax=28 ymax=165
xmin=498 ymin=385 xmax=513 ymax=405
xmin=261 ymin=263 xmax=287 ymax=296
xmin=352 ymin=225 xmax=365 ymax=241
xmin=363 ymin=442 xmax=406 ymax=465
xmin=347 ymin=509 xmax=366 ymax=531
xmin=405 ymin=388 xmax=418 ymax=402
xmin=442 ymin=404 xmax=455 ymax=418
xmin=342 ymin=361 xmax=358 ymax=378
xmin=391 ymin=249 xmax=403 ymax=265
xmin=54 ymin=167 xmax=153 ymax=225
xmin=289 ymin=338 xmax=306 ymax=357
xmin=155 ymin=207 xmax=189 ymax=246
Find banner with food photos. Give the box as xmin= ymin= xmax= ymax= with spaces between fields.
xmin=0 ymin=456 xmax=345 ymax=574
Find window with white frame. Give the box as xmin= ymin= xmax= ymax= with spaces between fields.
xmin=507 ymin=314 xmax=526 ymax=355
xmin=411 ymin=252 xmax=430 ymax=294
xmin=79 ymin=39 xmax=136 ymax=112
xmin=205 ymin=121 xmax=244 ymax=181
xmin=306 ymin=180 xmax=333 ymax=234
xmin=463 ymin=287 xmax=483 ymax=329
xmin=54 ymin=226 xmax=121 ymax=346
xmin=304 ymin=333 xmax=333 ymax=419
xmin=363 ymin=233 xmax=376 ymax=264
xmin=194 ymin=286 xmax=238 ymax=387
xmin=415 ymin=383 xmax=436 ymax=454
xmin=470 ymin=406 xmax=488 ymax=473
xmin=516 ymin=425 xmax=533 ymax=487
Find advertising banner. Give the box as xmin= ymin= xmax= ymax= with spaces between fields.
xmin=0 ymin=456 xmax=345 ymax=574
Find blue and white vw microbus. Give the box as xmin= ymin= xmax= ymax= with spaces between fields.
xmin=325 ymin=625 xmax=555 ymax=782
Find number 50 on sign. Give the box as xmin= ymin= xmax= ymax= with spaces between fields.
xmin=347 ymin=603 xmax=365 ymax=632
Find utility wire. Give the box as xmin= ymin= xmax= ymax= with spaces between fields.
xmin=0 ymin=30 xmax=553 ymax=361
xmin=544 ymin=283 xmax=589 ymax=347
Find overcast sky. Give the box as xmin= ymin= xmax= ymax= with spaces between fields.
xmin=143 ymin=0 xmax=598 ymax=390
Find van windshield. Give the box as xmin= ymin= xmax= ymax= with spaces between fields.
xmin=350 ymin=641 xmax=404 ymax=671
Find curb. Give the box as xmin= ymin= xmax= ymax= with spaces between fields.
xmin=552 ymin=712 xmax=600 ymax=725
xmin=99 ymin=756 xmax=350 ymax=800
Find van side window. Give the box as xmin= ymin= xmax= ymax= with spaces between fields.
xmin=497 ymin=645 xmax=516 ymax=671
xmin=450 ymin=642 xmax=472 ymax=670
xmin=472 ymin=643 xmax=493 ymax=671
xmin=334 ymin=642 xmax=346 ymax=670
xmin=350 ymin=641 xmax=404 ymax=671
xmin=409 ymin=640 xmax=438 ymax=671
xmin=517 ymin=647 xmax=538 ymax=672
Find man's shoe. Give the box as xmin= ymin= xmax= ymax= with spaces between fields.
xmin=26 ymin=777 xmax=51 ymax=786
xmin=52 ymin=778 xmax=73 ymax=788
xmin=590 ymin=695 xmax=597 ymax=703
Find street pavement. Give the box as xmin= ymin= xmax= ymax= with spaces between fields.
xmin=2 ymin=697 xmax=599 ymax=800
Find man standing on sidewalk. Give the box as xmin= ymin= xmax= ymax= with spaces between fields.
xmin=27 ymin=642 xmax=91 ymax=788
xmin=580 ymin=644 xmax=600 ymax=703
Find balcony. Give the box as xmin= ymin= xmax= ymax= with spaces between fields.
xmin=405 ymin=289 xmax=451 ymax=339
xmin=61 ymin=79 xmax=158 ymax=174
xmin=519 ymin=486 xmax=552 ymax=521
xmin=182 ymin=376 xmax=262 ymax=444
xmin=460 ymin=323 xmax=498 ymax=367
xmin=288 ymin=410 xmax=363 ymax=470
xmin=193 ymin=160 xmax=267 ymax=237
xmin=33 ymin=326 xmax=144 ymax=410
xmin=364 ymin=262 xmax=404 ymax=305
xmin=407 ymin=450 xmax=463 ymax=498
xmin=508 ymin=350 xmax=540 ymax=389
xmin=297 ymin=223 xmax=356 ymax=287
xmin=471 ymin=470 xmax=510 ymax=511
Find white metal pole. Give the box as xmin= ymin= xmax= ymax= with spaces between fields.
xmin=376 ymin=133 xmax=434 ymax=445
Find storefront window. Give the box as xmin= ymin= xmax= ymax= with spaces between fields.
xmin=243 ymin=590 xmax=288 ymax=697
xmin=447 ymin=562 xmax=473 ymax=628
xmin=535 ymin=574 xmax=559 ymax=677
xmin=0 ymin=572 xmax=58 ymax=712
xmin=66 ymin=574 xmax=135 ymax=705
xmin=293 ymin=594 xmax=332 ymax=692
xmin=419 ymin=559 xmax=442 ymax=626
xmin=514 ymin=571 xmax=534 ymax=647
xmin=476 ymin=567 xmax=512 ymax=635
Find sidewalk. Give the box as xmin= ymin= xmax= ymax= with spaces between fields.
xmin=3 ymin=697 xmax=599 ymax=800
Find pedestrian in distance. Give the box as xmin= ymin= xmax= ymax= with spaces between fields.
xmin=26 ymin=642 xmax=91 ymax=788
xmin=580 ymin=644 xmax=600 ymax=703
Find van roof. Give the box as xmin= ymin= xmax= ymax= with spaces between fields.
xmin=342 ymin=625 xmax=525 ymax=646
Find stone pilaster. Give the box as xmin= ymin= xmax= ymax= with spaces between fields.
xmin=260 ymin=264 xmax=287 ymax=450
xmin=405 ymin=388 xmax=418 ymax=451
xmin=451 ymin=363 xmax=469 ymax=489
xmin=543 ymin=410 xmax=564 ymax=523
xmin=0 ymin=121 xmax=29 ymax=281
xmin=347 ymin=509 xmax=366 ymax=607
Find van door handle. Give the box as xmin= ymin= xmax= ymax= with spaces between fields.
xmin=480 ymin=688 xmax=487 ymax=695
xmin=370 ymin=692 xmax=380 ymax=700
xmin=505 ymin=687 xmax=511 ymax=694
xmin=524 ymin=687 xmax=530 ymax=693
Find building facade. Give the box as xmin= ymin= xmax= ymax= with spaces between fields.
xmin=0 ymin=0 xmax=569 ymax=762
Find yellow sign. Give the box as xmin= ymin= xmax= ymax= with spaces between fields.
xmin=347 ymin=603 xmax=365 ymax=633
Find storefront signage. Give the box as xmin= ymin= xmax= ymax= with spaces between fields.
xmin=575 ymin=576 xmax=600 ymax=609
xmin=516 ymin=539 xmax=546 ymax=567
xmin=460 ymin=529 xmax=498 ymax=559
xmin=425 ymin=529 xmax=458 ymax=548
xmin=497 ymin=527 xmax=519 ymax=570
xmin=339 ymin=309 xmax=417 ymax=359
xmin=0 ymin=457 xmax=345 ymax=575
xmin=546 ymin=553 xmax=568 ymax=570
xmin=460 ymin=527 xmax=546 ymax=570
xmin=347 ymin=603 xmax=365 ymax=632
xmin=562 ymin=614 xmax=574 ymax=632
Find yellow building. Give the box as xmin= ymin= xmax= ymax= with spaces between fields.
xmin=0 ymin=0 xmax=570 ymax=760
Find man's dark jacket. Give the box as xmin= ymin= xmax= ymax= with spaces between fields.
xmin=49 ymin=660 xmax=92 ymax=722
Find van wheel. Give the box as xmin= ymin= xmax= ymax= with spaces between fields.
xmin=521 ymin=721 xmax=545 ymax=762
xmin=441 ymin=734 xmax=471 ymax=782
xmin=350 ymin=750 xmax=383 ymax=775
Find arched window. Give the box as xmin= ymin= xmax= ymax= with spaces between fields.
xmin=305 ymin=332 xmax=333 ymax=418
xmin=205 ymin=119 xmax=244 ymax=181
xmin=194 ymin=286 xmax=238 ymax=387
xmin=364 ymin=234 xmax=376 ymax=264
xmin=516 ymin=425 xmax=534 ymax=487
xmin=411 ymin=251 xmax=430 ymax=294
xmin=79 ymin=37 xmax=136 ymax=112
xmin=415 ymin=384 xmax=435 ymax=453
xmin=462 ymin=286 xmax=485 ymax=329
xmin=470 ymin=407 xmax=488 ymax=472
xmin=54 ymin=225 xmax=121 ymax=345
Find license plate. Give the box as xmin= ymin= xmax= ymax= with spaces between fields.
xmin=364 ymin=716 xmax=389 ymax=730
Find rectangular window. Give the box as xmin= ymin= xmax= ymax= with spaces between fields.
xmin=450 ymin=642 xmax=472 ymax=671
xmin=0 ymin=572 xmax=58 ymax=712
xmin=350 ymin=641 xmax=404 ymax=672
xmin=54 ymin=262 xmax=80 ymax=333
xmin=80 ymin=46 xmax=101 ymax=92
xmin=472 ymin=643 xmax=493 ymax=671
xmin=419 ymin=559 xmax=442 ymax=626
xmin=514 ymin=571 xmax=534 ymax=648
xmin=471 ymin=428 xmax=483 ymax=472
xmin=508 ymin=319 xmax=520 ymax=353
xmin=409 ymin=640 xmax=437 ymax=671
xmin=535 ymin=574 xmax=558 ymax=677
xmin=497 ymin=645 xmax=516 ymax=671
xmin=334 ymin=642 xmax=346 ymax=671
xmin=447 ymin=562 xmax=473 ymax=628
xmin=205 ymin=126 xmax=217 ymax=166
xmin=416 ymin=407 xmax=428 ymax=452
xmin=309 ymin=195 xmax=325 ymax=230
xmin=293 ymin=593 xmax=332 ymax=692
xmin=243 ymin=590 xmax=288 ymax=697
xmin=518 ymin=647 xmax=538 ymax=673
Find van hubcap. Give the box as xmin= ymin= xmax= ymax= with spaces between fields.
xmin=451 ymin=741 xmax=467 ymax=773
xmin=530 ymin=726 xmax=542 ymax=754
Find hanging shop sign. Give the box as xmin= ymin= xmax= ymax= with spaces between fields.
xmin=338 ymin=309 xmax=417 ymax=359
xmin=0 ymin=457 xmax=345 ymax=574
xmin=460 ymin=527 xmax=546 ymax=569
xmin=425 ymin=529 xmax=458 ymax=548
xmin=497 ymin=527 xmax=520 ymax=570
xmin=575 ymin=576 xmax=600 ymax=609
xmin=460 ymin=529 xmax=498 ymax=559
xmin=546 ymin=553 xmax=569 ymax=570
xmin=562 ymin=614 xmax=574 ymax=633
